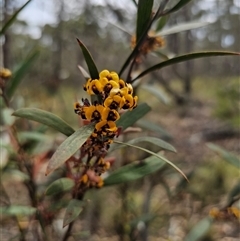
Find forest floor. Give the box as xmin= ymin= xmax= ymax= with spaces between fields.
xmin=1 ymin=79 xmax=239 ymax=241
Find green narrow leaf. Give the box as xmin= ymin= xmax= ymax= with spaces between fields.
xmin=12 ymin=108 xmax=75 ymax=136
xmin=184 ymin=217 xmax=213 ymax=241
xmin=6 ymin=50 xmax=39 ymax=99
xmin=157 ymin=21 xmax=210 ymax=36
xmin=151 ymin=50 xmax=169 ymax=60
xmin=116 ymin=103 xmax=151 ymax=130
xmin=63 ymin=199 xmax=84 ymax=227
xmin=77 ymin=39 xmax=99 ymax=80
xmin=136 ymin=0 xmax=153 ymax=41
xmin=45 ymin=123 xmax=95 ymax=175
xmin=45 ymin=178 xmax=75 ymax=196
xmin=141 ymin=84 xmax=170 ymax=104
xmin=165 ymin=0 xmax=192 ymax=15
xmin=155 ymin=16 xmax=169 ymax=32
xmin=104 ymin=153 xmax=166 ymax=186
xmin=132 ymin=51 xmax=240 ymax=82
xmin=136 ymin=119 xmax=172 ymax=139
xmin=0 ymin=206 xmax=36 ymax=217
xmin=112 ymin=137 xmax=176 ymax=153
xmin=227 ymin=181 xmax=240 ymax=205
xmin=0 ymin=0 xmax=32 ymax=35
xmin=119 ymin=0 xmax=155 ymax=76
xmin=114 ymin=140 xmax=188 ymax=181
xmin=207 ymin=143 xmax=240 ymax=169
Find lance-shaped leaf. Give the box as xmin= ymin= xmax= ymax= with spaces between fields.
xmin=6 ymin=50 xmax=39 ymax=99
xmin=165 ymin=0 xmax=192 ymax=15
xmin=112 ymin=137 xmax=176 ymax=153
xmin=157 ymin=21 xmax=210 ymax=36
xmin=156 ymin=16 xmax=169 ymax=32
xmin=136 ymin=0 xmax=153 ymax=41
xmin=104 ymin=154 xmax=166 ymax=186
xmin=184 ymin=217 xmax=213 ymax=241
xmin=132 ymin=51 xmax=240 ymax=82
xmin=136 ymin=119 xmax=172 ymax=139
xmin=13 ymin=108 xmax=75 ymax=136
xmin=45 ymin=123 xmax=95 ymax=175
xmin=77 ymin=39 xmax=99 ymax=80
xmin=63 ymin=199 xmax=84 ymax=227
xmin=116 ymin=103 xmax=151 ymax=130
xmin=114 ymin=141 xmax=187 ymax=180
xmin=227 ymin=181 xmax=240 ymax=206
xmin=45 ymin=178 xmax=75 ymax=196
xmin=0 ymin=206 xmax=36 ymax=217
xmin=0 ymin=0 xmax=32 ymax=35
xmin=207 ymin=143 xmax=240 ymax=169
xmin=141 ymin=84 xmax=170 ymax=104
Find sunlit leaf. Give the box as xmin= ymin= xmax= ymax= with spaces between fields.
xmin=63 ymin=199 xmax=84 ymax=227
xmin=158 ymin=21 xmax=210 ymax=36
xmin=99 ymin=18 xmax=131 ymax=36
xmin=207 ymin=143 xmax=240 ymax=169
xmin=112 ymin=137 xmax=176 ymax=153
xmin=130 ymin=213 xmax=158 ymax=227
xmin=151 ymin=50 xmax=170 ymax=61
xmin=45 ymin=178 xmax=75 ymax=196
xmin=116 ymin=103 xmax=151 ymax=130
xmin=78 ymin=65 xmax=90 ymax=80
xmin=104 ymin=154 xmax=166 ymax=186
xmin=0 ymin=0 xmax=32 ymax=35
xmin=184 ymin=217 xmax=213 ymax=241
xmin=136 ymin=119 xmax=172 ymax=139
xmin=132 ymin=51 xmax=240 ymax=82
xmin=2 ymin=169 xmax=29 ymax=181
xmin=165 ymin=0 xmax=192 ymax=15
xmin=1 ymin=206 xmax=36 ymax=217
xmin=45 ymin=123 xmax=95 ymax=175
xmin=12 ymin=108 xmax=75 ymax=136
xmin=6 ymin=50 xmax=39 ymax=99
xmin=1 ymin=108 xmax=16 ymax=125
xmin=141 ymin=84 xmax=170 ymax=104
xmin=136 ymin=0 xmax=153 ymax=41
xmin=77 ymin=39 xmax=99 ymax=80
xmin=114 ymin=141 xmax=187 ymax=180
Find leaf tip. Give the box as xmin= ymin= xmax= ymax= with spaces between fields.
xmin=45 ymin=167 xmax=51 ymax=176
xmin=76 ymin=38 xmax=81 ymax=45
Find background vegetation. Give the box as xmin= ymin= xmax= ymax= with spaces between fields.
xmin=1 ymin=0 xmax=239 ymax=240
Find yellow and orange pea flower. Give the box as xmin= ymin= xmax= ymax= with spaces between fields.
xmin=0 ymin=68 xmax=12 ymax=79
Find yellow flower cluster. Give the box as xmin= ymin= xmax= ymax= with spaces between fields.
xmin=209 ymin=206 xmax=240 ymax=220
xmin=74 ymin=70 xmax=138 ymax=188
xmin=75 ymin=70 xmax=137 ymax=140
